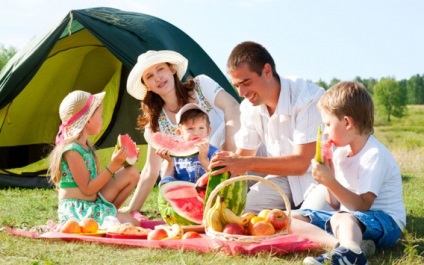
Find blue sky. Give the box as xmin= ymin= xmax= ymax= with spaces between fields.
xmin=0 ymin=0 xmax=423 ymax=83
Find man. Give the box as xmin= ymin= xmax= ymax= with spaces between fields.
xmin=209 ymin=41 xmax=331 ymax=213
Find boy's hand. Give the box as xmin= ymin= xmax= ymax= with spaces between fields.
xmin=311 ymin=156 xmax=335 ymax=186
xmin=196 ymin=140 xmax=209 ymax=160
xmin=155 ymin=148 xmax=172 ymax=162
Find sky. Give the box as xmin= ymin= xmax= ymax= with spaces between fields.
xmin=0 ymin=0 xmax=423 ymax=83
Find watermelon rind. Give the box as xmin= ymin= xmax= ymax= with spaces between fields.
xmin=204 ymin=168 xmax=247 ymax=216
xmin=145 ymin=131 xmax=199 ymax=158
xmin=158 ymin=181 xmax=203 ymax=226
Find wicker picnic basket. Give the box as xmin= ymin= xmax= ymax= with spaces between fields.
xmin=203 ymin=175 xmax=292 ymax=244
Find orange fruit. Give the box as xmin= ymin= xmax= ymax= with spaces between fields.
xmin=80 ymin=218 xmax=99 ymax=233
xmin=250 ymin=220 xmax=275 ymax=236
xmin=60 ymin=219 xmax=82 ymax=234
xmin=248 ymin=216 xmax=264 ymax=234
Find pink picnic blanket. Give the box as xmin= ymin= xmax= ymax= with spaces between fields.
xmin=3 ymin=221 xmax=317 ymax=256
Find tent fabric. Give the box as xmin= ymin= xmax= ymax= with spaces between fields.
xmin=0 ymin=7 xmax=239 ymax=188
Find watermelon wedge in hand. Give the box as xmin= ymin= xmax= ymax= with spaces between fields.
xmin=322 ymin=139 xmax=333 ymax=161
xmin=145 ymin=131 xmax=200 ymax=157
xmin=116 ymin=134 xmax=138 ymax=166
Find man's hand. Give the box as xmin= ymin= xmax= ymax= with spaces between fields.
xmin=209 ymin=151 xmax=249 ymax=177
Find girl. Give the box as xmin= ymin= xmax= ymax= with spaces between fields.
xmin=49 ymin=90 xmax=140 ymax=226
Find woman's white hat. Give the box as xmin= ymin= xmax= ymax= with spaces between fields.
xmin=126 ymin=50 xmax=188 ymax=100
xmin=56 ymin=90 xmax=105 ymax=145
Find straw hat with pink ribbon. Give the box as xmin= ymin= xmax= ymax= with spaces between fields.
xmin=55 ymin=90 xmax=105 ymax=145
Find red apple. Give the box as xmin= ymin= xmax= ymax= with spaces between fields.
xmin=222 ymin=222 xmax=247 ymax=235
xmin=265 ymin=209 xmax=289 ymax=230
xmin=147 ymin=228 xmax=168 ymax=240
xmin=182 ymin=231 xmax=202 ymax=239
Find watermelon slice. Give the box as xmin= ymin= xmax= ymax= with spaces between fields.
xmin=322 ymin=140 xmax=333 ymax=161
xmin=158 ymin=181 xmax=204 ymax=225
xmin=116 ymin=134 xmax=137 ymax=166
xmin=144 ymin=131 xmax=199 ymax=157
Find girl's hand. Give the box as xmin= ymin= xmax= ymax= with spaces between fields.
xmin=111 ymin=145 xmax=128 ymax=169
xmin=155 ymin=148 xmax=172 ymax=162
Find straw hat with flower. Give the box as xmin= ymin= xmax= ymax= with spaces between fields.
xmin=126 ymin=50 xmax=188 ymax=101
xmin=55 ymin=90 xmax=105 ymax=145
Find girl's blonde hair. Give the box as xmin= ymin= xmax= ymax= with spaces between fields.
xmin=48 ymin=131 xmax=98 ymax=189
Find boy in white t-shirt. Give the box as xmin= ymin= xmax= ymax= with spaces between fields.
xmin=290 ymin=81 xmax=406 ymax=265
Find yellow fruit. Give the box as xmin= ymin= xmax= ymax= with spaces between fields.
xmin=60 ymin=219 xmax=82 ymax=234
xmin=248 ymin=216 xmax=264 ymax=234
xmin=258 ymin=209 xmax=271 ymax=219
xmin=80 ymin=218 xmax=99 ymax=233
xmin=315 ymin=125 xmax=323 ymax=163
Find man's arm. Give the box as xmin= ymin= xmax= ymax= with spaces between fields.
xmin=210 ymin=142 xmax=316 ymax=177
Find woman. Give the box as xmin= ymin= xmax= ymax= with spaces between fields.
xmin=122 ymin=50 xmax=240 ymax=213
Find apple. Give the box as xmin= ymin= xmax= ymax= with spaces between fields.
xmin=250 ymin=220 xmax=275 ymax=236
xmin=182 ymin=231 xmax=202 ymax=239
xmin=265 ymin=209 xmax=289 ymax=230
xmin=222 ymin=222 xmax=247 ymax=235
xmin=147 ymin=228 xmax=168 ymax=240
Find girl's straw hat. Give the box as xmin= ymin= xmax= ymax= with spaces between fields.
xmin=126 ymin=50 xmax=188 ymax=101
xmin=56 ymin=90 xmax=105 ymax=144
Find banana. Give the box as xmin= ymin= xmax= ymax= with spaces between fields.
xmin=207 ymin=195 xmax=225 ymax=232
xmin=161 ymin=224 xmax=184 ymax=240
xmin=315 ymin=125 xmax=323 ymax=163
xmin=240 ymin=212 xmax=255 ymax=225
xmin=222 ymin=207 xmax=254 ymax=226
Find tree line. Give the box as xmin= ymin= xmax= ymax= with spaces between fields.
xmin=1 ymin=44 xmax=422 ymax=122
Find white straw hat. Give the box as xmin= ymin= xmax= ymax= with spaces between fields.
xmin=175 ymin=103 xmax=206 ymax=125
xmin=56 ymin=90 xmax=105 ymax=144
xmin=126 ymin=50 xmax=188 ymax=100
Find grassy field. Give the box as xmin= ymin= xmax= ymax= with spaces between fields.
xmin=1 ymin=106 xmax=424 ymax=265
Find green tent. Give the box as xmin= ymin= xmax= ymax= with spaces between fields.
xmin=0 ymin=7 xmax=238 ymax=188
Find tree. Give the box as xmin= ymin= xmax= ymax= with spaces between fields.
xmin=406 ymin=74 xmax=424 ymax=104
xmin=315 ymin=79 xmax=328 ymax=90
xmin=374 ymin=78 xmax=407 ymax=122
xmin=328 ymin=78 xmax=340 ymax=88
xmin=0 ymin=44 xmax=17 ymax=70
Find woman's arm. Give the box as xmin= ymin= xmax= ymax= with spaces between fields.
xmin=214 ymin=90 xmax=240 ymax=152
xmin=122 ymin=144 xmax=162 ymax=212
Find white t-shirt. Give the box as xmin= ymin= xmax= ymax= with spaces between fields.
xmin=144 ymin=74 xmax=225 ymax=148
xmin=334 ymin=135 xmax=406 ymax=230
xmin=235 ymin=75 xmax=325 ymax=206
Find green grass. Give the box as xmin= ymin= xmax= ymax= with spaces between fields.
xmin=1 ymin=106 xmax=424 ymax=264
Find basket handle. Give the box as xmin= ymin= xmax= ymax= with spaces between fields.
xmin=203 ymin=174 xmax=292 ymax=225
